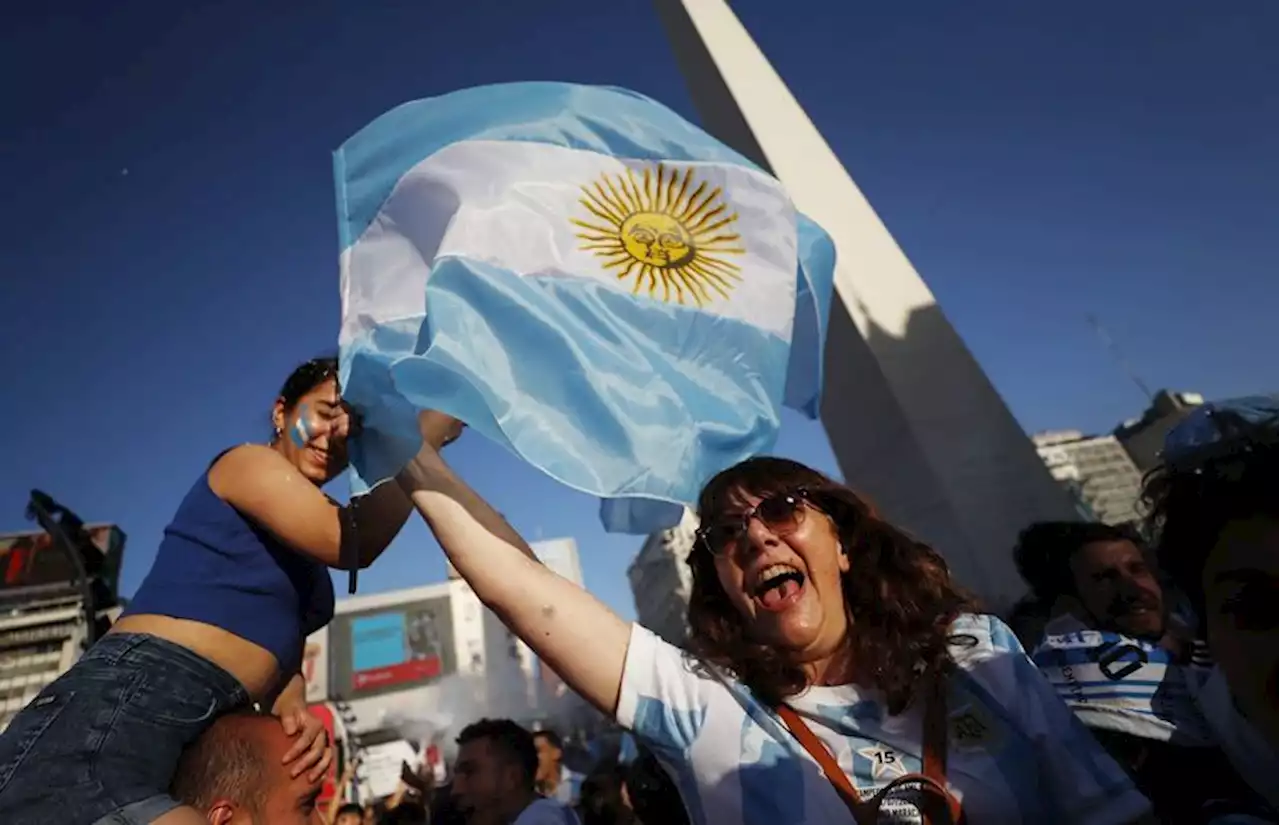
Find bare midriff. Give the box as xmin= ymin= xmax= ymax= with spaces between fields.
xmin=108 ymin=614 xmax=284 ymax=701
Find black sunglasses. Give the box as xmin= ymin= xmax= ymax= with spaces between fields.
xmin=695 ymin=489 xmax=812 ymax=557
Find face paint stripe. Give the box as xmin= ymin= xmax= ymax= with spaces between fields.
xmin=291 ymin=402 xmax=314 ymax=447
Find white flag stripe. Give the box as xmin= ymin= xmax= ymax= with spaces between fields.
xmin=340 ymin=139 xmax=798 ymax=345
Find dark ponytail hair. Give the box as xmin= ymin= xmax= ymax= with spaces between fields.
xmin=277 ymin=357 xmax=339 ymax=410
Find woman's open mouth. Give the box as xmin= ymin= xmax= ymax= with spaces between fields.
xmin=752 ymin=563 xmax=807 ymax=612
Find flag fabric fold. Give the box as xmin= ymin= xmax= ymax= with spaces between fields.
xmin=335 ymin=82 xmax=834 ymax=533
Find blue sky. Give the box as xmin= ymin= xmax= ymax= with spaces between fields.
xmin=1 ymin=1 xmax=1274 ymax=621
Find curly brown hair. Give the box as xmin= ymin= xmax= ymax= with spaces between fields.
xmin=687 ymin=457 xmax=978 ymax=714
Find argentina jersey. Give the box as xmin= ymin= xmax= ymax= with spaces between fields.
xmin=616 ymin=613 xmax=1151 ymax=824
xmin=1032 ymin=628 xmax=1214 ymax=745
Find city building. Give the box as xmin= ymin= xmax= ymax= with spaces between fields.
xmin=0 ymin=502 xmax=125 ymax=732
xmin=654 ymin=0 xmax=1081 ymax=611
xmin=628 ymin=509 xmax=698 ymax=645
xmin=303 ymin=578 xmax=536 ymax=802
xmin=1033 ymin=432 xmax=1144 ymax=527
xmin=531 ymin=538 xmax=584 ymax=589
xmin=447 ymin=537 xmax=584 ymax=705
xmin=1114 ymin=390 xmax=1205 ymax=472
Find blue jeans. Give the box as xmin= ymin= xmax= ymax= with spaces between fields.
xmin=0 ymin=633 xmax=250 ymax=825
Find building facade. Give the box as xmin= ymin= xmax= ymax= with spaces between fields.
xmin=303 ymin=578 xmax=536 ymax=802
xmin=0 ymin=520 xmax=125 ymax=732
xmin=1033 ymin=431 xmax=1144 ymax=527
xmin=530 ymin=538 xmax=584 ymax=589
xmin=628 ymin=509 xmax=698 ymax=646
xmin=1114 ymin=390 xmax=1205 ymax=472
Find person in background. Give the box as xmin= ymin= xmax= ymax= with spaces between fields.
xmin=1013 ymin=522 xmax=1174 ymax=642
xmin=451 ymin=719 xmax=580 ymax=825
xmin=362 ymin=801 xmax=385 ymax=825
xmin=575 ymin=763 xmax=634 ymax=825
xmin=169 ymin=709 xmax=325 ymax=824
xmin=622 ymin=748 xmax=688 ymax=825
xmin=326 ymin=762 xmax=359 ymax=824
xmin=380 ymin=761 xmax=431 ymax=825
xmin=533 ymin=729 xmax=583 ymax=805
xmin=399 ymin=414 xmax=1153 ymax=824
xmin=1143 ymin=396 xmax=1278 ymax=820
xmin=1014 ymin=522 xmax=1230 ymax=822
xmin=428 ymin=781 xmax=466 ymax=825
xmin=0 ymin=357 xmax=462 ymax=825
xmin=332 ymin=802 xmax=365 ymax=825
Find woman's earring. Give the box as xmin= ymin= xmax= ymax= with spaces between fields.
xmin=272 ymin=425 xmax=282 ymax=443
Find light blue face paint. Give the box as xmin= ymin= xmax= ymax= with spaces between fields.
xmin=290 ymin=402 xmax=315 ymax=448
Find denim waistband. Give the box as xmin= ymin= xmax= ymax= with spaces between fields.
xmin=83 ymin=632 xmax=250 ymax=704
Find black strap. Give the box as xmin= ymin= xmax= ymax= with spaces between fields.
xmin=777 ymin=678 xmax=963 ymax=825
xmin=340 ymin=496 xmax=360 ymax=594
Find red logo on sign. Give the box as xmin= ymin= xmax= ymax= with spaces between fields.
xmin=352 ymin=657 xmax=442 ymax=691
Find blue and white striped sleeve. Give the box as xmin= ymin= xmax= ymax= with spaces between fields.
xmin=968 ymin=615 xmax=1153 ymax=825
xmin=615 ymin=623 xmax=713 ymax=759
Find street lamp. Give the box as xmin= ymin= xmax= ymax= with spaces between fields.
xmin=25 ymin=490 xmax=99 ymax=650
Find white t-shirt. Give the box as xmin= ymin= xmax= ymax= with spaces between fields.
xmin=550 ymin=764 xmax=584 ymax=804
xmin=616 ymin=613 xmax=1151 ymax=825
xmin=513 ymin=797 xmax=581 ymax=825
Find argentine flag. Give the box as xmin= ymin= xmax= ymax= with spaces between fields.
xmin=335 ymin=82 xmax=835 ymax=533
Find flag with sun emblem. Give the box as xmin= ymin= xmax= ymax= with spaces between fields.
xmin=335 ymin=82 xmax=835 ymax=533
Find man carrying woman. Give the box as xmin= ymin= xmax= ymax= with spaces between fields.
xmin=0 ymin=358 xmax=458 ymax=825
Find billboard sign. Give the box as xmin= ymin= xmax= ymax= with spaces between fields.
xmin=330 ymin=596 xmax=454 ymax=700
xmin=0 ymin=524 xmax=125 ymax=595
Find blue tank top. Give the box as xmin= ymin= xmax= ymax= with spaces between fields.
xmin=123 ymin=458 xmax=336 ymax=675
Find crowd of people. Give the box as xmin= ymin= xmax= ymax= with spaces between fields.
xmin=308 ymin=723 xmax=689 ymax=825
xmin=0 ymin=356 xmax=1272 ymax=824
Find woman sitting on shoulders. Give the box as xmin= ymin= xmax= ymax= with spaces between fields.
xmin=0 ymin=358 xmax=454 ymax=825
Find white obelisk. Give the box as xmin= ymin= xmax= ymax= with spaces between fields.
xmin=656 ymin=0 xmax=1079 ymax=608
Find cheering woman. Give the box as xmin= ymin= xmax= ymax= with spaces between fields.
xmin=400 ymin=411 xmax=1154 ymax=824
xmin=0 ymin=358 xmax=448 ymax=825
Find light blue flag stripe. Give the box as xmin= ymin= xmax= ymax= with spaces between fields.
xmin=335 ymin=82 xmax=836 ymax=533
xmin=343 ymin=260 xmax=791 ymax=507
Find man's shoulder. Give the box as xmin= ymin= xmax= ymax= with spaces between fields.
xmin=515 ymin=797 xmax=581 ymax=825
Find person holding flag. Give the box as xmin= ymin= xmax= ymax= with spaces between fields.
xmin=334 ymin=83 xmax=1156 ymax=823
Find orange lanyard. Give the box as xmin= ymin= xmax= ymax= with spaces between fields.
xmin=776 ymin=679 xmax=965 ymax=825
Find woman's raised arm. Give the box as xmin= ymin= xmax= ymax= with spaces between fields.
xmin=397 ymin=426 xmax=632 ymax=716
xmin=211 ymin=445 xmax=414 ymax=570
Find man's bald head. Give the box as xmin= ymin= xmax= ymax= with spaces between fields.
xmin=171 ymin=710 xmax=278 ymax=813
xmin=173 ymin=709 xmax=326 ymax=824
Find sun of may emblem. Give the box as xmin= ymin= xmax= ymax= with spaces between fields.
xmin=571 ymin=163 xmax=745 ymax=306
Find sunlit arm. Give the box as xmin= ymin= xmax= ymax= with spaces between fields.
xmin=210 ymin=445 xmax=412 ymax=570
xmin=397 ymin=448 xmax=632 ymax=716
